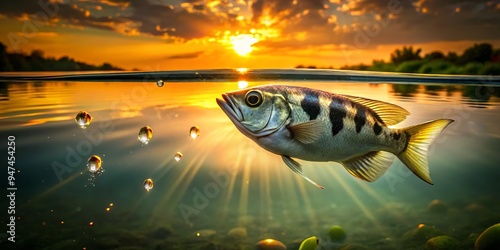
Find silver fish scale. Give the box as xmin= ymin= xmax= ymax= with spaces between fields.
xmin=265 ymin=85 xmax=408 ymax=162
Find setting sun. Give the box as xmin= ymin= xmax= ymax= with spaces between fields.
xmin=231 ymin=34 xmax=259 ymax=56
xmin=0 ymin=0 xmax=498 ymax=70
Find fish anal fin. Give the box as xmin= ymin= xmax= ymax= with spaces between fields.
xmin=343 ymin=94 xmax=410 ymax=126
xmin=288 ymin=120 xmax=323 ymax=144
xmin=281 ymin=155 xmax=324 ymax=189
xmin=341 ymin=151 xmax=394 ymax=182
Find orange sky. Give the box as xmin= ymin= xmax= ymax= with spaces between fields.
xmin=1 ymin=0 xmax=500 ymax=70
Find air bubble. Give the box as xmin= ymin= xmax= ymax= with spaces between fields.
xmin=86 ymin=155 xmax=104 ymax=185
xmin=174 ymin=152 xmax=183 ymax=162
xmin=75 ymin=111 xmax=92 ymax=129
xmin=144 ymin=178 xmax=154 ymax=191
xmin=87 ymin=155 xmax=102 ymax=173
xmin=189 ymin=126 xmax=200 ymax=139
xmin=138 ymin=126 xmax=153 ymax=144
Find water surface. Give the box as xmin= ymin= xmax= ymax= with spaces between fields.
xmin=1 ymin=70 xmax=500 ymax=250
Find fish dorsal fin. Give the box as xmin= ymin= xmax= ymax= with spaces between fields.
xmin=281 ymin=155 xmax=324 ymax=189
xmin=343 ymin=95 xmax=410 ymax=126
xmin=288 ymin=120 xmax=323 ymax=144
xmin=341 ymin=151 xmax=394 ymax=182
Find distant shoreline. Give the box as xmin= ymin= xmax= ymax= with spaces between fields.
xmin=0 ymin=42 xmax=122 ymax=72
xmin=297 ymin=43 xmax=500 ymax=75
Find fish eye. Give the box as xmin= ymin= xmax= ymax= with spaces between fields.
xmin=245 ymin=90 xmax=263 ymax=107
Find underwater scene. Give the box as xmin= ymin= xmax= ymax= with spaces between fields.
xmin=1 ymin=70 xmax=500 ymax=250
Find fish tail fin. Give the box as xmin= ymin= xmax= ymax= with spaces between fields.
xmin=398 ymin=119 xmax=454 ymax=184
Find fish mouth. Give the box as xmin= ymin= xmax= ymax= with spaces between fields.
xmin=217 ymin=94 xmax=282 ymax=138
xmin=216 ymin=94 xmax=243 ymax=122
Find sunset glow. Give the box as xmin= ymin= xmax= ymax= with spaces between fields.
xmin=231 ymin=34 xmax=259 ymax=56
xmin=0 ymin=0 xmax=498 ymax=70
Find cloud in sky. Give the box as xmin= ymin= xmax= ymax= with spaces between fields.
xmin=166 ymin=50 xmax=205 ymax=59
xmin=1 ymin=0 xmax=500 ymax=50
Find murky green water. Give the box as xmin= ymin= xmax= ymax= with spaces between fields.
xmin=1 ymin=70 xmax=500 ymax=250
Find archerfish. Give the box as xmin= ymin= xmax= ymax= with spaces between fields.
xmin=216 ymin=85 xmax=454 ymax=189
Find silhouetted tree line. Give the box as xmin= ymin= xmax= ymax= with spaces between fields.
xmin=0 ymin=42 xmax=122 ymax=71
xmin=297 ymin=43 xmax=500 ymax=75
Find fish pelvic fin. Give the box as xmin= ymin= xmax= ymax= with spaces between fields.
xmin=398 ymin=119 xmax=454 ymax=185
xmin=288 ymin=120 xmax=323 ymax=144
xmin=341 ymin=151 xmax=394 ymax=182
xmin=281 ymin=155 xmax=325 ymax=189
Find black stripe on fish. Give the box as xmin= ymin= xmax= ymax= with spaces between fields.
xmin=300 ymin=92 xmax=320 ymax=120
xmin=373 ymin=122 xmax=382 ymax=135
xmin=353 ymin=106 xmax=366 ymax=133
xmin=401 ymin=131 xmax=411 ymax=152
xmin=372 ymin=112 xmax=385 ymax=125
xmin=329 ymin=98 xmax=347 ymax=136
xmin=391 ymin=132 xmax=401 ymax=141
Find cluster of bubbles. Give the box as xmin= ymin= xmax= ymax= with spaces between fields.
xmin=86 ymin=155 xmax=104 ymax=185
xmin=105 ymin=203 xmax=113 ymax=212
xmin=74 ymin=108 xmax=201 ymax=191
xmin=87 ymin=155 xmax=102 ymax=173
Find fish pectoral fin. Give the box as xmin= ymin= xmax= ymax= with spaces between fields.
xmin=281 ymin=155 xmax=324 ymax=189
xmin=343 ymin=94 xmax=410 ymax=126
xmin=287 ymin=120 xmax=323 ymax=144
xmin=341 ymin=151 xmax=394 ymax=182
